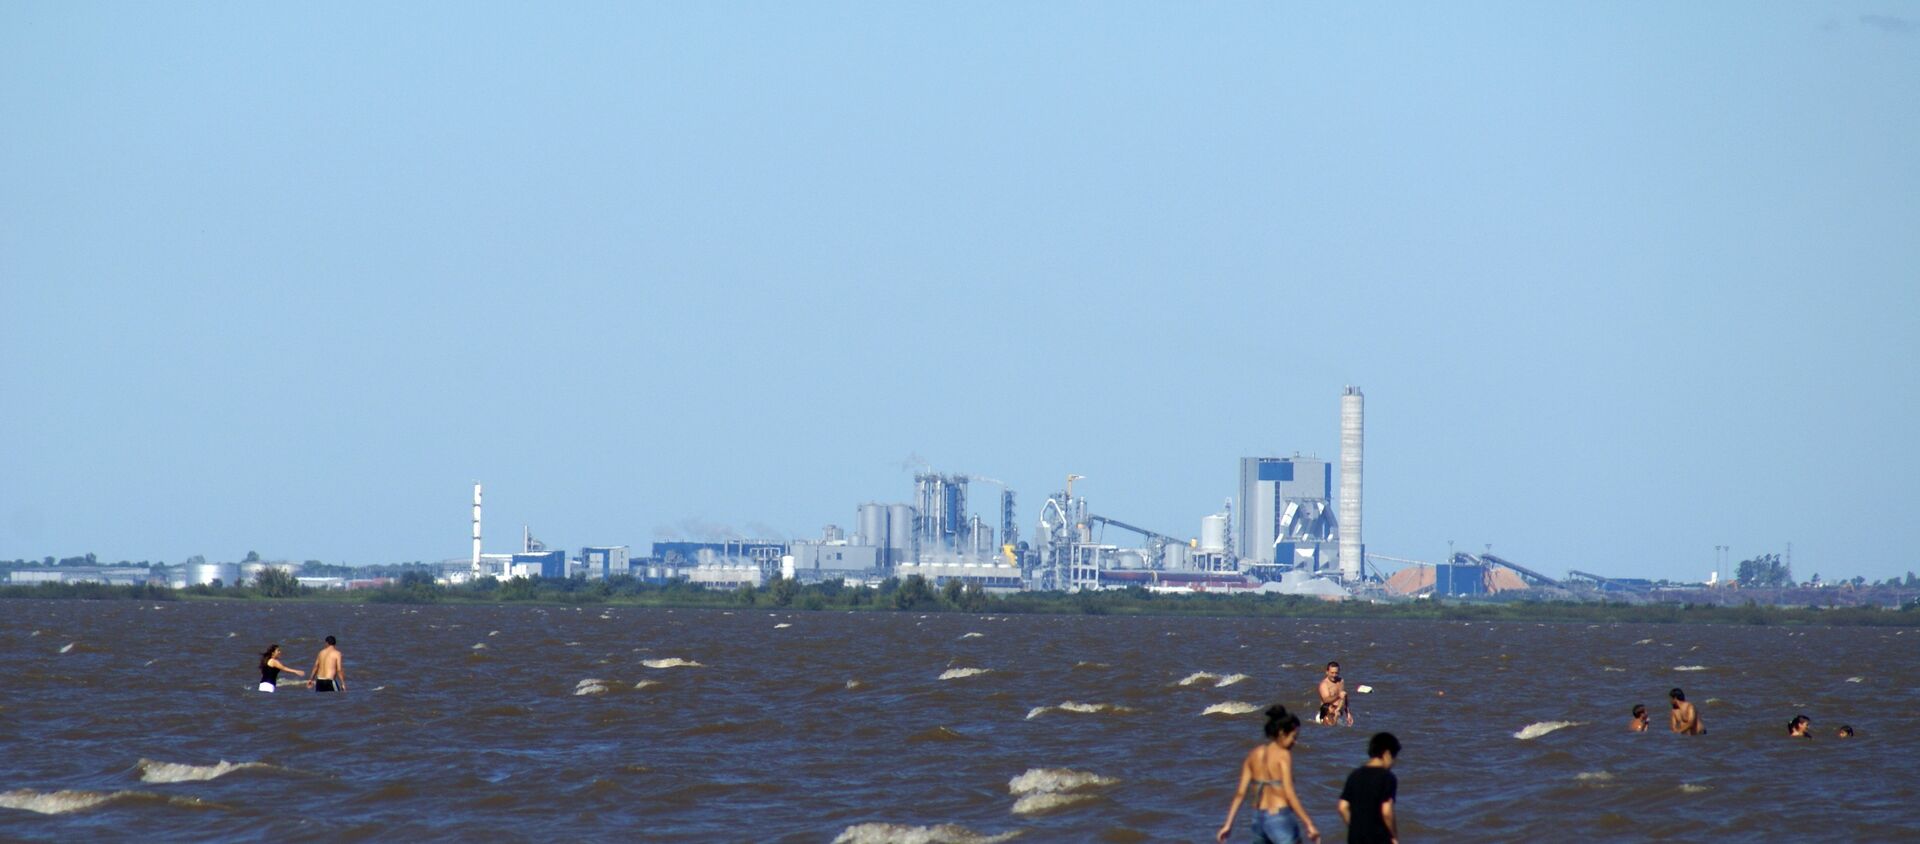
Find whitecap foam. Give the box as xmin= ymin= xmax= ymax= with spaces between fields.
xmin=1679 ymin=783 xmax=1711 ymax=793
xmin=774 ymin=623 xmax=792 ymax=629
xmin=1202 ymin=701 xmax=1261 ymax=716
xmin=1514 ymin=720 xmax=1580 ymax=740
xmin=831 ymin=823 xmax=1020 ymax=844
xmin=574 ymin=683 xmax=609 ymax=696
xmin=136 ymin=759 xmax=278 ymax=784
xmin=1011 ymin=792 xmax=1096 ymax=815
xmin=1603 ymin=667 xmax=1626 ymax=672
xmin=959 ymin=632 xmax=984 ymax=639
xmin=1846 ymin=676 xmax=1864 ymax=683
xmin=1575 ymin=771 xmax=1614 ymax=782
xmin=844 ymin=679 xmax=865 ymax=690
xmin=471 ymin=643 xmax=487 ymax=649
xmin=633 ymin=680 xmax=662 ymax=690
xmin=488 ymin=630 xmax=500 ymax=637
xmin=0 ymin=789 xmax=122 ymax=814
xmin=59 ymin=642 xmax=74 ymax=654
xmin=1006 ymin=768 xmax=1119 ymax=795
xmin=1177 ymin=671 xmax=1220 ymax=686
xmin=939 ymin=667 xmax=990 ymax=680
xmin=1215 ymin=674 xmax=1251 ymax=687
xmin=1673 ymin=665 xmax=1707 ymax=672
xmin=643 ymin=658 xmax=704 ymax=669
xmin=1025 ymin=701 xmax=1133 ymax=719
xmin=1633 ymin=638 xmax=1653 ymax=645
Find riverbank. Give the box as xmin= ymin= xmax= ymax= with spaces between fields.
xmin=4 ymin=576 xmax=1916 ymax=626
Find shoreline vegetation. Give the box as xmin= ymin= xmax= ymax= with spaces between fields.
xmin=4 ymin=573 xmax=1917 ymax=626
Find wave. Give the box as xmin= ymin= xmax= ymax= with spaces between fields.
xmin=1025 ymin=701 xmax=1136 ymax=720
xmin=1007 ymin=768 xmax=1118 ymax=796
xmin=845 ymin=680 xmax=866 ymax=690
xmin=1679 ymin=783 xmax=1711 ymax=793
xmin=1846 ymin=676 xmax=1864 ymax=684
xmin=59 ymin=642 xmax=74 ymax=654
xmin=1202 ymin=701 xmax=1261 ymax=716
xmin=905 ymin=726 xmax=968 ymax=743
xmin=136 ymin=758 xmax=288 ymax=784
xmin=959 ymin=632 xmax=984 ymax=639
xmin=774 ymin=623 xmax=792 ymax=629
xmin=488 ymin=630 xmax=500 ymax=636
xmin=939 ymin=668 xmax=990 ymax=680
xmin=1012 ymin=792 xmax=1097 ymax=815
xmin=1216 ymin=674 xmax=1251 ymax=687
xmin=0 ymin=788 xmax=216 ymax=815
xmin=471 ymin=643 xmax=487 ymax=649
xmin=574 ymin=680 xmax=610 ymax=696
xmin=643 ymin=658 xmax=704 ymax=669
xmin=1514 ymin=721 xmax=1581 ymax=740
xmin=1071 ymin=661 xmax=1110 ymax=671
xmin=1603 ymin=667 xmax=1626 ymax=672
xmin=1672 ymin=665 xmax=1707 ymax=672
xmin=1633 ymin=638 xmax=1653 ymax=645
xmin=1575 ymin=771 xmax=1614 ymax=782
xmin=831 ymin=823 xmax=1021 ymax=844
xmin=1177 ymin=671 xmax=1219 ymax=686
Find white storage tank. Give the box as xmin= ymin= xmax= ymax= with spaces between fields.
xmin=191 ymin=563 xmax=242 ymax=587
xmin=1162 ymin=543 xmax=1190 ymax=570
xmin=886 ymin=504 xmax=915 ymax=564
xmin=858 ymin=503 xmax=887 ymax=548
xmin=1200 ymin=515 xmax=1228 ymax=553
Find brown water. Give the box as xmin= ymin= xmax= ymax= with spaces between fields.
xmin=1 ymin=600 xmax=1916 ymax=842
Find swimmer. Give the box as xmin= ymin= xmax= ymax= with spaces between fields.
xmin=1337 ymin=732 xmax=1400 ymax=844
xmin=1217 ymin=705 xmax=1320 ymax=844
xmin=1629 ymin=704 xmax=1649 ymax=733
xmin=1318 ymin=662 xmax=1353 ymax=727
xmin=1787 ymin=714 xmax=1811 ymax=738
xmin=1836 ymin=725 xmax=1855 ymax=738
xmin=307 ymin=635 xmax=346 ymax=693
xmin=257 ymin=644 xmax=304 ymax=693
xmin=1316 ymin=702 xmax=1339 ymax=727
xmin=1669 ymin=688 xmax=1703 ymax=735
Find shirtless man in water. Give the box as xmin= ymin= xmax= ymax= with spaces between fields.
xmin=1318 ymin=662 xmax=1353 ymax=726
xmin=308 ymin=635 xmax=346 ymax=693
xmin=1669 ymin=687 xmax=1702 ymax=734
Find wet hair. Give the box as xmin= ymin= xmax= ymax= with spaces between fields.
xmin=1368 ymin=732 xmax=1401 ymax=759
xmin=1669 ymin=688 xmax=1685 ymax=702
xmin=1326 ymin=661 xmax=1340 ymax=670
xmin=1632 ymin=704 xmax=1647 ymax=719
xmin=1318 ymin=702 xmax=1336 ymax=723
xmin=325 ymin=635 xmax=337 ymax=646
xmin=1264 ymin=705 xmax=1300 ymax=739
xmin=1788 ymin=714 xmax=1810 ymax=735
xmin=1837 ymin=725 xmax=1855 ymax=737
xmin=259 ymin=644 xmax=278 ymax=670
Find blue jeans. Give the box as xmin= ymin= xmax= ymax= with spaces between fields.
xmin=1250 ymin=808 xmax=1305 ymax=844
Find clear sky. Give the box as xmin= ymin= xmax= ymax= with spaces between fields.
xmin=3 ymin=3 xmax=1916 ymax=581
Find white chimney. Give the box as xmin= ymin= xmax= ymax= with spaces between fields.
xmin=1339 ymin=387 xmax=1364 ymax=582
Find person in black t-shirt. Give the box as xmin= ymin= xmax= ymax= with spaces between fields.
xmin=1338 ymin=732 xmax=1400 ymax=844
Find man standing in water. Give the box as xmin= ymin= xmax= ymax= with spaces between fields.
xmin=1318 ymin=662 xmax=1352 ymax=726
xmin=1338 ymin=732 xmax=1400 ymax=844
xmin=308 ymin=635 xmax=346 ymax=693
xmin=1669 ymin=688 xmax=1702 ymax=734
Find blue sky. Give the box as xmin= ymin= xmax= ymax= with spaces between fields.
xmin=3 ymin=3 xmax=1916 ymax=581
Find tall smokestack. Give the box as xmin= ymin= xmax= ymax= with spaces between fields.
xmin=472 ymin=483 xmax=483 ymax=576
xmin=1339 ymin=387 xmax=1364 ymax=582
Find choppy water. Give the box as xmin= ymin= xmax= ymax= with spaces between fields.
xmin=2 ymin=600 xmax=1916 ymax=841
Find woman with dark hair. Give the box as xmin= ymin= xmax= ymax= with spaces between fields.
xmin=1787 ymin=714 xmax=1811 ymax=738
xmin=258 ymin=644 xmax=304 ymax=693
xmin=1629 ymin=704 xmax=1650 ymax=732
xmin=1216 ymin=705 xmax=1320 ymax=843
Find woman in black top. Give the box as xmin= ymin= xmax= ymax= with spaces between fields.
xmin=258 ymin=644 xmax=305 ymax=693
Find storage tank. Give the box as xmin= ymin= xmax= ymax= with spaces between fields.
xmin=1162 ymin=543 xmax=1190 ymax=570
xmin=1113 ymin=550 xmax=1146 ymax=569
xmin=190 ymin=563 xmax=242 ymax=587
xmin=239 ymin=562 xmax=269 ymax=586
xmin=1200 ymin=515 xmax=1228 ymax=553
xmin=886 ymin=504 xmax=915 ymax=566
xmin=857 ymin=503 xmax=886 ymax=549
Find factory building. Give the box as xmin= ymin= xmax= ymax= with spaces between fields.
xmin=580 ymin=546 xmax=630 ymax=580
xmin=1237 ymin=456 xmax=1339 ymax=573
xmin=785 ymin=541 xmax=882 ymax=579
xmin=508 ymin=550 xmax=566 ymax=579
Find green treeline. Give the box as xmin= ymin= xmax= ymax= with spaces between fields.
xmin=4 ymin=571 xmax=1919 ymax=626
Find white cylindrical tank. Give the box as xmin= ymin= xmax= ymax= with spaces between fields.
xmin=1162 ymin=543 xmax=1190 ymax=570
xmin=858 ymin=503 xmax=886 ymax=548
xmin=887 ymin=504 xmax=915 ymax=564
xmin=1339 ymin=386 xmax=1364 ymax=582
xmin=191 ymin=563 xmax=242 ymax=587
xmin=1200 ymin=515 xmax=1228 ymax=553
xmin=1113 ymin=550 xmax=1145 ymax=569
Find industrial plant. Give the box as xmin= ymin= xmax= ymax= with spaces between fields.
xmin=448 ymin=386 xmax=1450 ymax=599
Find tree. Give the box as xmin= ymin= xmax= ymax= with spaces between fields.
xmin=243 ymin=550 xmax=261 ymax=563
xmin=894 ymin=575 xmax=936 ymax=610
xmin=253 ymin=568 xmax=304 ymax=598
xmin=768 ymin=575 xmax=800 ymax=607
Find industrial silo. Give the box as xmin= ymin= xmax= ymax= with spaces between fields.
xmin=191 ymin=562 xmax=242 ymax=587
xmin=1200 ymin=515 xmax=1228 ymax=553
xmin=1162 ymin=543 xmax=1190 ymax=570
xmin=857 ymin=503 xmax=886 ymax=549
xmin=886 ymin=504 xmax=915 ymax=568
